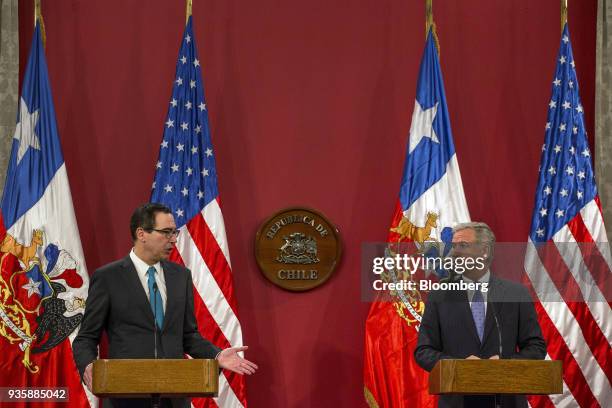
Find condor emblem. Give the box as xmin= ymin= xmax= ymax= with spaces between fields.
xmin=255 ymin=207 xmax=341 ymax=291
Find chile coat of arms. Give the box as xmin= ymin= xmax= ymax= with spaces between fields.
xmin=0 ymin=229 xmax=85 ymax=373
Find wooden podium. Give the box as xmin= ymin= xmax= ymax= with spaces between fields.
xmin=430 ymin=360 xmax=562 ymax=395
xmin=92 ymin=359 xmax=219 ymax=398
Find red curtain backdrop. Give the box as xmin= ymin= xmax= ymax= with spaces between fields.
xmin=17 ymin=1 xmax=597 ymax=407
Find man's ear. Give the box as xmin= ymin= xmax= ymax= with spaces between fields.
xmin=136 ymin=227 xmax=146 ymax=243
xmin=481 ymin=243 xmax=490 ymax=259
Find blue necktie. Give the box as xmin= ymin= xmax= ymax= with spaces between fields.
xmin=471 ymin=289 xmax=485 ymax=342
xmin=147 ymin=266 xmax=164 ymax=330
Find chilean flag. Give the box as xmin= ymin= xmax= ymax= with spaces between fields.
xmin=363 ymin=29 xmax=470 ymax=407
xmin=0 ymin=23 xmax=93 ymax=407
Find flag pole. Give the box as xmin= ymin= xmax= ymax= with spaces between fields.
xmin=186 ymin=0 xmax=193 ymax=25
xmin=34 ymin=0 xmax=46 ymax=48
xmin=560 ymin=0 xmax=568 ymax=32
xmin=425 ymin=0 xmax=440 ymax=56
xmin=425 ymin=0 xmax=433 ymax=38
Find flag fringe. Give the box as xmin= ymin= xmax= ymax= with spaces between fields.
xmin=364 ymin=386 xmax=380 ymax=408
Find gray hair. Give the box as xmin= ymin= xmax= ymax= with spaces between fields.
xmin=453 ymin=222 xmax=496 ymax=258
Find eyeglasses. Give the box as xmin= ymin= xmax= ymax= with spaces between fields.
xmin=147 ymin=228 xmax=180 ymax=239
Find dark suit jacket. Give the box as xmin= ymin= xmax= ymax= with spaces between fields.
xmin=414 ymin=275 xmax=546 ymax=408
xmin=73 ymin=256 xmax=221 ymax=408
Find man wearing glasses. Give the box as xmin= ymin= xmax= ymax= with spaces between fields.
xmin=414 ymin=222 xmax=545 ymax=408
xmin=73 ymin=203 xmax=257 ymax=408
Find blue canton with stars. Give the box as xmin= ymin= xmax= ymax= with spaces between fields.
xmin=151 ymin=17 xmax=219 ymax=228
xmin=529 ymin=24 xmax=596 ymax=243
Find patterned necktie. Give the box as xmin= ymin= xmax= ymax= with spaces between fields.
xmin=147 ymin=266 xmax=164 ymax=330
xmin=471 ymin=289 xmax=485 ymax=342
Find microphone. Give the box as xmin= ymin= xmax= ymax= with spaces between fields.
xmin=153 ymin=282 xmax=159 ymax=360
xmin=490 ymin=302 xmax=503 ymax=359
xmin=490 ymin=301 xmax=503 ymax=408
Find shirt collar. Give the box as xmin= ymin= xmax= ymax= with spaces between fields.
xmin=130 ymin=248 xmax=161 ymax=276
xmin=462 ymin=269 xmax=491 ymax=284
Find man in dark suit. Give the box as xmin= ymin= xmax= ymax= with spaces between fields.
xmin=73 ymin=203 xmax=257 ymax=408
xmin=415 ymin=222 xmax=546 ymax=408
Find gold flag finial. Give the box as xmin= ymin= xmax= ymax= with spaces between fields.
xmin=561 ymin=0 xmax=568 ymax=32
xmin=425 ymin=0 xmax=440 ymax=56
xmin=186 ymin=0 xmax=193 ymax=25
xmin=425 ymin=0 xmax=433 ymax=38
xmin=34 ymin=0 xmax=46 ymax=48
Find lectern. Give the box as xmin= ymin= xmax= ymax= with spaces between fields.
xmin=429 ymin=359 xmax=562 ymax=395
xmin=92 ymin=359 xmax=219 ymax=398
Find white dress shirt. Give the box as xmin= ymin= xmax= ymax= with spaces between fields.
xmin=462 ymin=269 xmax=490 ymax=315
xmin=130 ymin=249 xmax=167 ymax=313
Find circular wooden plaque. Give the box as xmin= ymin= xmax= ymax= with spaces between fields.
xmin=254 ymin=207 xmax=342 ymax=291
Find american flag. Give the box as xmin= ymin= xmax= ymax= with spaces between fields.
xmin=524 ymin=24 xmax=611 ymax=408
xmin=150 ymin=16 xmax=247 ymax=408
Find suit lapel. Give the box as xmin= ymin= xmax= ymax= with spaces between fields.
xmin=121 ymin=256 xmax=155 ymax=323
xmin=452 ymin=287 xmax=482 ymax=345
xmin=482 ymin=276 xmax=505 ymax=347
xmin=161 ymin=260 xmax=178 ymax=332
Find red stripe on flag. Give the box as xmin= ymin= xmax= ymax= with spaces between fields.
xmin=192 ymin=396 xmax=219 ymax=408
xmin=566 ymin=213 xmax=611 ymax=302
xmin=527 ymin=394 xmax=556 ymax=408
xmin=186 ymin=213 xmax=240 ymax=316
xmin=192 ymin=283 xmax=247 ymax=406
xmin=170 ymin=243 xmax=247 ymax=407
xmin=533 ymin=300 xmax=600 ymax=407
xmin=594 ymin=196 xmax=604 ymax=214
xmin=534 ymin=241 xmax=611 ymax=382
xmin=192 ymin=284 xmax=231 ymax=349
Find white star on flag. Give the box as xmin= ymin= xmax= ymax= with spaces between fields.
xmin=408 ymin=101 xmax=439 ymax=154
xmin=14 ymin=98 xmax=41 ymax=165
